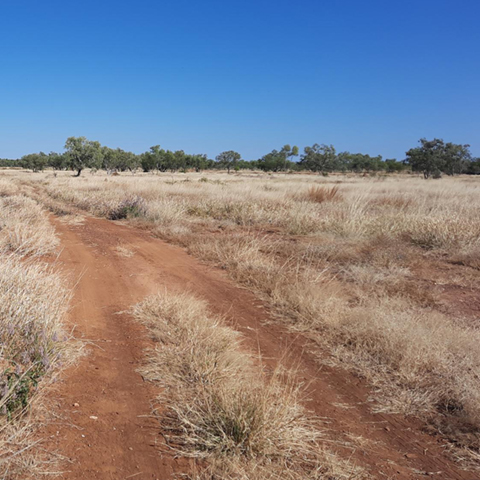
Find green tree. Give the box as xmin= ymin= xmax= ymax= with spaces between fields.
xmin=257 ymin=145 xmax=299 ymax=172
xmin=188 ymin=154 xmax=209 ymax=172
xmin=257 ymin=150 xmax=285 ymax=171
xmin=443 ymin=142 xmax=472 ymax=176
xmin=163 ymin=150 xmax=175 ymax=171
xmin=102 ymin=147 xmax=118 ymax=173
xmin=65 ymin=137 xmax=103 ymax=176
xmin=466 ymin=158 xmax=480 ymax=175
xmin=405 ymin=138 xmax=446 ymax=179
xmin=406 ymin=138 xmax=473 ymax=178
xmin=216 ymin=150 xmax=241 ymax=173
xmin=21 ymin=152 xmax=48 ymax=172
xmin=48 ymin=152 xmax=67 ymax=171
xmin=281 ymin=144 xmax=299 ymax=171
xmin=0 ymin=158 xmax=18 ymax=167
xmin=337 ymin=152 xmax=383 ymax=173
xmin=299 ymin=144 xmax=337 ymax=173
xmin=384 ymin=158 xmax=405 ymax=173
xmin=173 ymin=150 xmax=186 ymax=172
xmin=141 ymin=146 xmax=162 ymax=172
xmin=117 ymin=150 xmax=140 ymax=172
xmin=100 ymin=148 xmax=138 ymax=173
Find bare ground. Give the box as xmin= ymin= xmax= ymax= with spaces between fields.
xmin=37 ymin=214 xmax=478 ymax=479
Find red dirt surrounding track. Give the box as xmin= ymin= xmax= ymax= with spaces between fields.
xmin=39 ymin=215 xmax=477 ymax=479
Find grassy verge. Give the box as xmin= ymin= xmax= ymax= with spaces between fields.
xmin=188 ymin=234 xmax=480 ymax=460
xmin=133 ymin=291 xmax=365 ymax=480
xmin=0 ymin=182 xmax=73 ymax=479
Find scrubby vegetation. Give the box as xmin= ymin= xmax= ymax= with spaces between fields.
xmin=6 ymin=135 xmax=480 ymax=177
xmin=133 ymin=291 xmax=364 ymax=480
xmin=0 ymin=179 xmax=72 ymax=479
xmin=22 ymin=169 xmax=480 ymax=469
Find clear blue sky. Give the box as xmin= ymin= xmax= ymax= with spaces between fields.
xmin=1 ymin=0 xmax=479 ymax=160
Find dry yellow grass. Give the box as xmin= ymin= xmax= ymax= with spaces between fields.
xmin=30 ymin=171 xmax=480 ymax=253
xmin=302 ymin=185 xmax=342 ymax=203
xmin=14 ymin=169 xmax=480 ymax=465
xmin=0 ymin=176 xmax=73 ymax=479
xmin=133 ymin=291 xmax=364 ymax=480
xmin=114 ymin=244 xmax=135 ymax=257
xmin=0 ymin=195 xmax=59 ymax=256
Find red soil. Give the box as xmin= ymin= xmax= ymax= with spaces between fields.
xmin=38 ymin=215 xmax=477 ymax=479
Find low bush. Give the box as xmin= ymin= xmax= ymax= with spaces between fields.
xmin=107 ymin=195 xmax=147 ymax=220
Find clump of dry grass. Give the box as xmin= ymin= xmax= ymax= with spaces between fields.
xmin=133 ymin=291 xmax=363 ymax=480
xmin=304 ymin=185 xmax=341 ymax=203
xmin=0 ymin=258 xmax=70 ymax=383
xmin=450 ymin=249 xmax=480 ymax=270
xmin=0 ymin=179 xmax=18 ymax=198
xmin=114 ymin=245 xmax=135 ymax=257
xmin=0 ymin=195 xmax=59 ymax=256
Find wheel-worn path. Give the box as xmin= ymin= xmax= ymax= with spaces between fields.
xmin=40 ymin=215 xmax=476 ymax=480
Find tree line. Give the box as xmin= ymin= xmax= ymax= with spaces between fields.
xmin=0 ymin=136 xmax=478 ymax=177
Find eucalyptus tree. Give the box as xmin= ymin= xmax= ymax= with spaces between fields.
xmin=21 ymin=152 xmax=48 ymax=172
xmin=215 ymin=150 xmax=241 ymax=173
xmin=257 ymin=145 xmax=299 ymax=172
xmin=300 ymin=144 xmax=337 ymax=173
xmin=117 ymin=150 xmax=140 ymax=172
xmin=405 ymin=138 xmax=447 ymax=178
xmin=443 ymin=142 xmax=472 ymax=176
xmin=281 ymin=144 xmax=299 ymax=170
xmin=65 ymin=136 xmax=103 ymax=176
xmin=406 ymin=138 xmax=472 ymax=178
xmin=48 ymin=151 xmax=67 ymax=171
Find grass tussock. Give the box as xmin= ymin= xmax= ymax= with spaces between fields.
xmin=0 ymin=195 xmax=59 ymax=256
xmin=133 ymin=291 xmax=364 ymax=480
xmin=304 ymin=185 xmax=341 ymax=203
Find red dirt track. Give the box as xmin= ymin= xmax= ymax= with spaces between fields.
xmin=39 ymin=215 xmax=476 ymax=479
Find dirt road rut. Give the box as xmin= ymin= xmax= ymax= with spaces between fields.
xmin=39 ymin=215 xmax=476 ymax=479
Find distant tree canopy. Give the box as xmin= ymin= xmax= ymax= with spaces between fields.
xmin=215 ymin=150 xmax=241 ymax=173
xmin=4 ymin=136 xmax=477 ymax=177
xmin=0 ymin=158 xmax=20 ymax=167
xmin=405 ymin=138 xmax=472 ymax=178
xmin=299 ymin=144 xmax=337 ymax=173
xmin=21 ymin=152 xmax=49 ymax=172
xmin=102 ymin=147 xmax=139 ymax=173
xmin=140 ymin=146 xmax=213 ymax=173
xmin=257 ymin=145 xmax=299 ymax=172
xmin=65 ymin=137 xmax=103 ymax=176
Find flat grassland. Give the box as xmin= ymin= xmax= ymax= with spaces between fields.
xmin=2 ymin=169 xmax=480 ymax=478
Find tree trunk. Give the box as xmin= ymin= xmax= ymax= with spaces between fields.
xmin=75 ymin=168 xmax=83 ymax=177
